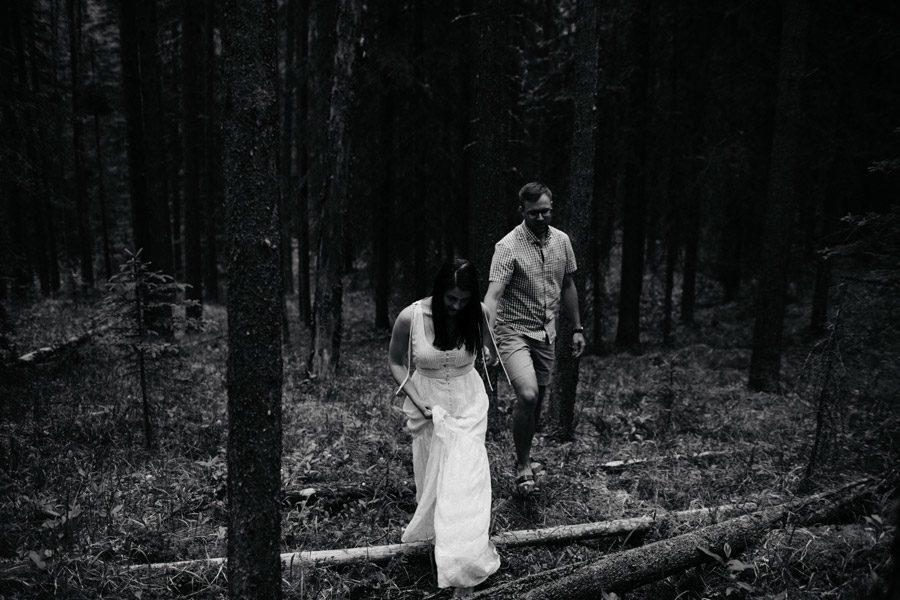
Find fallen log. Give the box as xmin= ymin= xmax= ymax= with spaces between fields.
xmin=509 ymin=478 xmax=874 ymax=600
xmin=126 ymin=501 xmax=759 ymax=575
xmin=16 ymin=324 xmax=109 ymax=364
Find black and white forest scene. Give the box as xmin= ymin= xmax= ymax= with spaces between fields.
xmin=1 ymin=1 xmax=898 ymax=598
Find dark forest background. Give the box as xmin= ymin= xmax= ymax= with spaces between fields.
xmin=1 ymin=0 xmax=899 ymax=599
xmin=2 ymin=0 xmax=898 ymax=381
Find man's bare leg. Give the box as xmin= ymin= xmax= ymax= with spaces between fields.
xmin=511 ymin=374 xmax=543 ymax=481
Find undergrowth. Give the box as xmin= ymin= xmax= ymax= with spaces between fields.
xmin=0 ymin=268 xmax=896 ymax=599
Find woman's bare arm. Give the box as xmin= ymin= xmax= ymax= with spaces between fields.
xmin=388 ymin=305 xmax=431 ymax=417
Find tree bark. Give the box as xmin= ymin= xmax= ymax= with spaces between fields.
xmin=222 ymin=0 xmax=283 ymax=597
xmin=308 ymin=0 xmax=360 ymax=379
xmin=748 ymin=0 xmax=809 ymax=391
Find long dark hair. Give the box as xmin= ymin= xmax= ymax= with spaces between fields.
xmin=430 ymin=258 xmax=482 ymax=352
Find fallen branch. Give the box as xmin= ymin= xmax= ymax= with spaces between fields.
xmin=509 ymin=478 xmax=874 ymax=600
xmin=16 ymin=324 xmax=110 ymax=364
xmin=600 ymin=450 xmax=734 ymax=472
xmin=126 ymin=501 xmax=759 ymax=575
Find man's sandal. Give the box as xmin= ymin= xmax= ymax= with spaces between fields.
xmin=514 ymin=474 xmax=536 ymax=495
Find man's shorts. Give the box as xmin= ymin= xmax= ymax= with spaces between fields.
xmin=495 ymin=323 xmax=556 ymax=387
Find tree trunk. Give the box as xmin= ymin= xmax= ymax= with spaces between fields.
xmin=281 ymin=0 xmax=296 ymax=301
xmin=412 ymin=0 xmax=429 ymax=297
xmin=183 ymin=0 xmax=204 ymax=321
xmin=202 ymin=0 xmax=221 ymax=303
xmin=661 ymin=6 xmax=682 ymax=344
xmin=306 ymin=0 xmax=336 ymax=281
xmin=17 ymin=0 xmax=55 ymax=296
xmin=308 ymin=0 xmax=360 ymax=379
xmin=86 ymin=39 xmax=112 ymax=282
xmin=748 ymin=0 xmax=809 ymax=391
xmin=676 ymin=2 xmax=715 ymax=325
xmin=67 ymin=0 xmax=94 ymax=289
xmin=467 ymin=0 xmax=509 ymax=293
xmin=550 ymin=0 xmax=596 ymax=439
xmin=295 ymin=0 xmax=311 ymax=329
xmin=1 ymin=1 xmax=30 ymax=300
xmin=222 ymin=0 xmax=283 ymax=597
xmin=117 ymin=0 xmax=174 ymax=335
xmin=590 ymin=4 xmax=620 ymax=351
xmin=615 ymin=0 xmax=651 ymax=351
xmin=809 ymin=139 xmax=846 ymax=333
xmin=373 ymin=87 xmax=394 ymax=331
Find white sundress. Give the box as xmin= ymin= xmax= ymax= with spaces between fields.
xmin=397 ymin=301 xmax=501 ymax=589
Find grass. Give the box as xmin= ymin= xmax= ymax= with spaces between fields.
xmin=0 ymin=269 xmax=897 ymax=599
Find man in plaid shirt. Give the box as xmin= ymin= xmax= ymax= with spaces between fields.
xmin=484 ymin=182 xmax=585 ymax=494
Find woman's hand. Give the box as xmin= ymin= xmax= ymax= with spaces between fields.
xmin=483 ymin=346 xmax=500 ymax=367
xmin=413 ymin=399 xmax=433 ymax=419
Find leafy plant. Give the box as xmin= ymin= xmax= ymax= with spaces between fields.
xmin=98 ymin=249 xmax=199 ymax=449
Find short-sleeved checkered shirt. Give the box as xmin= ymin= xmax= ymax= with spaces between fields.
xmin=489 ymin=223 xmax=577 ymax=344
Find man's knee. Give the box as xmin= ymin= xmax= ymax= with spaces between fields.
xmin=515 ymin=383 xmax=539 ymax=407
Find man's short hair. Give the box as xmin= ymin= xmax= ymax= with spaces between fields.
xmin=518 ymin=182 xmax=552 ymax=206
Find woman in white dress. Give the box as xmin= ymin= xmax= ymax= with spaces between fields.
xmin=388 ymin=258 xmax=501 ymax=597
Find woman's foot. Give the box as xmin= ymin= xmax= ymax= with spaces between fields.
xmin=453 ymin=587 xmax=474 ymax=598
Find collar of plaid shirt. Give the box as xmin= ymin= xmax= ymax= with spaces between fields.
xmin=517 ymin=221 xmax=552 ymax=246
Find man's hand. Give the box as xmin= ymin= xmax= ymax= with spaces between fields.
xmin=572 ymin=331 xmax=586 ymax=358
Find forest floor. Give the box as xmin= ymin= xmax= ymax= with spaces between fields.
xmin=0 ymin=270 xmax=897 ymax=599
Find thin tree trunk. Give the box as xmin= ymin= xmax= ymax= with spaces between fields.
xmin=118 ymin=0 xmax=174 ymax=335
xmin=748 ymin=0 xmax=809 ymax=391
xmin=202 ymin=0 xmax=220 ymax=303
xmin=373 ymin=87 xmax=393 ymax=331
xmin=281 ymin=0 xmax=296 ymax=299
xmin=590 ymin=4 xmax=618 ymax=352
xmin=661 ymin=5 xmax=681 ymax=344
xmin=18 ymin=0 xmax=53 ymax=296
xmin=551 ymin=0 xmax=596 ymax=439
xmin=413 ymin=0 xmax=429 ymax=296
xmin=294 ymin=0 xmax=311 ymax=329
xmin=183 ymin=0 xmax=204 ymax=321
xmin=67 ymin=0 xmax=94 ymax=289
xmin=308 ymin=0 xmax=360 ymax=379
xmin=222 ymin=0 xmax=283 ymax=597
xmin=87 ymin=39 xmax=112 ymax=281
xmin=467 ymin=0 xmax=509 ymax=293
xmin=451 ymin=0 xmax=474 ymax=268
xmin=614 ymin=0 xmax=651 ymax=351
